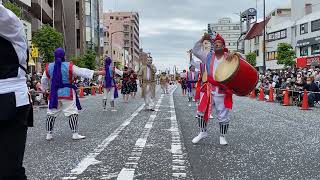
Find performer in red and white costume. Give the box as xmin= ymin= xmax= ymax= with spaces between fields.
xmin=191 ymin=33 xmax=237 ymax=145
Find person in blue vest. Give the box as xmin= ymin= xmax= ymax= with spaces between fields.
xmin=0 ymin=4 xmax=33 ymax=179
xmin=186 ymin=65 xmax=199 ymax=102
xmin=192 ymin=33 xmax=239 ymax=145
xmin=41 ymin=48 xmax=105 ymax=141
xmin=102 ymin=56 xmax=123 ymax=111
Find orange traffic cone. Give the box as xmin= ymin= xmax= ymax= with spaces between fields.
xmin=267 ymin=87 xmax=274 ymax=102
xmin=258 ymin=87 xmax=264 ymax=101
xmin=250 ymin=89 xmax=256 ymax=98
xmin=282 ymin=88 xmax=290 ymax=106
xmin=300 ymin=89 xmax=311 ymax=110
xmin=91 ymin=86 xmax=96 ymax=96
xmin=79 ymin=86 xmax=84 ymax=98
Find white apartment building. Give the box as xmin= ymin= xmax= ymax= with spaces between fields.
xmin=208 ymin=17 xmax=241 ymax=52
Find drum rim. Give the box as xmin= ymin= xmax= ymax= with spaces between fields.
xmin=215 ymin=57 xmax=240 ymax=83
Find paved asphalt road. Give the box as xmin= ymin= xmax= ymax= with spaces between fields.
xmin=24 ymin=85 xmax=320 ymax=180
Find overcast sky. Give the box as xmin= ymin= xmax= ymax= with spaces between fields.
xmin=103 ymin=0 xmax=290 ymax=72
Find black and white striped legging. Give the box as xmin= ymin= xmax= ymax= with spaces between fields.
xmin=219 ymin=123 xmax=229 ymax=135
xmin=46 ymin=115 xmax=56 ymax=133
xmin=69 ymin=114 xmax=79 ymax=133
xmin=197 ymin=115 xmax=207 ymax=132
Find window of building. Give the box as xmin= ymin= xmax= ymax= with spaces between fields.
xmin=110 ymin=16 xmax=114 ymax=19
xmin=124 ymin=25 xmax=129 ymax=31
xmin=275 ymin=31 xmax=281 ymax=39
xmin=280 ymin=30 xmax=286 ymax=38
xmin=116 ymin=17 xmax=119 ymax=20
xmin=233 ymin=26 xmax=240 ymax=30
xmin=300 ymin=23 xmax=308 ymax=34
xmin=311 ymin=44 xmax=320 ymax=55
xmin=300 ymin=46 xmax=308 ymax=56
xmin=254 ymin=36 xmax=259 ymax=44
xmin=77 ymin=29 xmax=80 ymax=48
xmin=268 ymin=33 xmax=275 ymax=41
xmin=311 ymin=19 xmax=320 ymax=32
xmin=255 ymin=50 xmax=259 ymax=57
xmin=86 ymin=15 xmax=91 ymax=27
xmin=85 ymin=2 xmax=91 ymax=16
xmin=113 ymin=50 xmax=116 ymax=55
xmin=76 ymin=2 xmax=80 ymax=20
xmin=86 ymin=27 xmax=92 ymax=41
xmin=223 ymin=26 xmax=228 ymax=30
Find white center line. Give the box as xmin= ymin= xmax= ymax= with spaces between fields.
xmin=116 ymin=94 xmax=164 ymax=180
xmin=169 ymin=86 xmax=188 ymax=178
xmin=61 ymin=103 xmax=145 ymax=180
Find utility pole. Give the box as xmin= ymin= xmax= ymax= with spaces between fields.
xmin=263 ymin=0 xmax=266 ymax=74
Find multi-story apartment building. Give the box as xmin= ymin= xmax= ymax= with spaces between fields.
xmin=54 ymin=0 xmax=101 ymax=59
xmin=103 ymin=12 xmax=140 ymax=69
xmin=208 ymin=17 xmax=241 ymax=52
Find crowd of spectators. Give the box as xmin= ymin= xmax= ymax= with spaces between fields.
xmin=256 ymin=66 xmax=320 ymax=107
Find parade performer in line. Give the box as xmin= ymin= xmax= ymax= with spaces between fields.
xmin=186 ymin=65 xmax=199 ymax=102
xmin=191 ymin=33 xmax=239 ymax=145
xmin=189 ymin=50 xmax=214 ymax=119
xmin=138 ymin=56 xmax=157 ymax=111
xmin=121 ymin=66 xmax=131 ymax=103
xmin=180 ymin=70 xmax=188 ymax=96
xmin=41 ymin=48 xmax=105 ymax=141
xmin=129 ymin=69 xmax=138 ymax=98
xmin=160 ymin=72 xmax=170 ymax=94
xmin=102 ymin=56 xmax=123 ymax=111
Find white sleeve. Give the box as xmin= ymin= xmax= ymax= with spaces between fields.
xmin=114 ymin=68 xmax=123 ymax=76
xmin=72 ymin=65 xmax=94 ymax=79
xmin=190 ymin=58 xmax=201 ymax=70
xmin=41 ymin=72 xmax=49 ymax=91
xmin=192 ymin=40 xmax=208 ymax=63
xmin=0 ymin=4 xmax=27 ymax=66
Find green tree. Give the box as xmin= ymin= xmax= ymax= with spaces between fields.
xmin=245 ymin=52 xmax=257 ymax=67
xmin=277 ymin=43 xmax=296 ymax=67
xmin=73 ymin=49 xmax=96 ymax=69
xmin=32 ymin=25 xmax=63 ymax=63
xmin=3 ymin=1 xmax=21 ymax=18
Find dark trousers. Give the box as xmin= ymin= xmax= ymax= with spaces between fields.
xmin=0 ymin=105 xmax=31 ymax=180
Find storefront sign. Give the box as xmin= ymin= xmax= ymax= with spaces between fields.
xmin=306 ymin=55 xmax=320 ymax=66
xmin=296 ymin=36 xmax=320 ymax=47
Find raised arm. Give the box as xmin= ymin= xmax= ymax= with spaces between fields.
xmin=190 ymin=58 xmax=201 ymax=70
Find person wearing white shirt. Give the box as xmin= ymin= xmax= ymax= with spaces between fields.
xmin=0 ymin=4 xmax=33 ymax=179
xmin=41 ymin=48 xmax=105 ymax=141
xmin=191 ymin=33 xmax=237 ymax=145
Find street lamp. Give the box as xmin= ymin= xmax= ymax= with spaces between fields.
xmin=110 ymin=30 xmax=124 ymax=65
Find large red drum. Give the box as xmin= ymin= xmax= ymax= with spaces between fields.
xmin=214 ymin=55 xmax=258 ymax=96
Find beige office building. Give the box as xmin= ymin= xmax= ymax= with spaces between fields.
xmin=103 ymin=12 xmax=140 ymax=70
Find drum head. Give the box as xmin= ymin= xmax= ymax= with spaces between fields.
xmin=214 ymin=55 xmax=240 ymax=83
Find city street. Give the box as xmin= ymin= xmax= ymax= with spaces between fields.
xmin=24 ymin=85 xmax=320 ymax=180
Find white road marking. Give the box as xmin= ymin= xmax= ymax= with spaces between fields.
xmin=169 ymin=86 xmax=188 ymax=178
xmin=116 ymin=94 xmax=164 ymax=180
xmin=61 ymin=103 xmax=145 ymax=179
